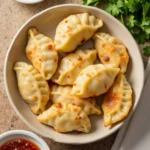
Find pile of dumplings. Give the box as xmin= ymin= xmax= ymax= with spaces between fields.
xmin=14 ymin=13 xmax=132 ymax=133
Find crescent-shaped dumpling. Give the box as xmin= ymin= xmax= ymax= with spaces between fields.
xmin=14 ymin=62 xmax=50 ymax=114
xmin=51 ymin=49 xmax=97 ymax=85
xmin=93 ymin=32 xmax=129 ymax=73
xmin=102 ymin=74 xmax=132 ymax=127
xmin=54 ymin=13 xmax=103 ymax=52
xmin=51 ymin=85 xmax=101 ymax=115
xmin=26 ymin=28 xmax=58 ymax=80
xmin=72 ymin=64 xmax=120 ymax=98
xmin=37 ymin=102 xmax=91 ymax=133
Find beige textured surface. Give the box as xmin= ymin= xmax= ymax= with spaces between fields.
xmin=0 ymin=1 xmax=117 ymax=149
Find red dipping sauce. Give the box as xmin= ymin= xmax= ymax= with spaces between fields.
xmin=0 ymin=139 xmax=40 ymax=150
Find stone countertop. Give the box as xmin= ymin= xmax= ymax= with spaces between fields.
xmin=0 ymin=0 xmax=118 ymax=149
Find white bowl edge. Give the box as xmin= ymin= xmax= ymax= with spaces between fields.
xmin=0 ymin=130 xmax=50 ymax=150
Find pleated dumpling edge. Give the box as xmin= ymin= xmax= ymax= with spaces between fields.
xmin=51 ymin=49 xmax=97 ymax=85
xmin=72 ymin=64 xmax=120 ymax=98
xmin=14 ymin=62 xmax=50 ymax=114
xmin=26 ymin=28 xmax=58 ymax=80
xmin=102 ymin=74 xmax=132 ymax=127
xmin=54 ymin=13 xmax=103 ymax=52
xmin=51 ymin=84 xmax=101 ymax=115
xmin=37 ymin=102 xmax=91 ymax=133
xmin=93 ymin=32 xmax=129 ymax=73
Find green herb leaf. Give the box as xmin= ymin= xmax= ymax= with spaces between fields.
xmin=117 ymin=0 xmax=124 ymax=8
xmin=83 ymin=0 xmax=101 ymax=6
xmin=141 ymin=17 xmax=150 ymax=27
xmin=142 ymin=2 xmax=150 ymax=20
xmin=127 ymin=0 xmax=142 ymax=13
xmin=144 ymin=27 xmax=150 ymax=34
xmin=143 ymin=46 xmax=150 ymax=56
xmin=120 ymin=14 xmax=124 ymax=24
xmin=127 ymin=15 xmax=137 ymax=28
xmin=105 ymin=4 xmax=122 ymax=16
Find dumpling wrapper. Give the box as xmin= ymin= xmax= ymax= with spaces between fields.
xmin=102 ymin=74 xmax=132 ymax=127
xmin=93 ymin=32 xmax=129 ymax=73
xmin=54 ymin=13 xmax=103 ymax=52
xmin=37 ymin=102 xmax=91 ymax=133
xmin=26 ymin=28 xmax=58 ymax=80
xmin=51 ymin=85 xmax=101 ymax=115
xmin=51 ymin=49 xmax=97 ymax=85
xmin=72 ymin=64 xmax=120 ymax=98
xmin=14 ymin=62 xmax=50 ymax=114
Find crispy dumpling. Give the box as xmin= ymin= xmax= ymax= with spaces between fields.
xmin=51 ymin=49 xmax=97 ymax=85
xmin=102 ymin=74 xmax=132 ymax=127
xmin=54 ymin=13 xmax=103 ymax=52
xmin=72 ymin=64 xmax=120 ymax=98
xmin=14 ymin=62 xmax=50 ymax=114
xmin=26 ymin=28 xmax=58 ymax=80
xmin=37 ymin=102 xmax=91 ymax=133
xmin=93 ymin=33 xmax=129 ymax=73
xmin=51 ymin=85 xmax=101 ymax=115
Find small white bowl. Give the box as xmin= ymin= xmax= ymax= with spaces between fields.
xmin=0 ymin=130 xmax=50 ymax=150
xmin=16 ymin=0 xmax=44 ymax=4
xmin=4 ymin=4 xmax=144 ymax=144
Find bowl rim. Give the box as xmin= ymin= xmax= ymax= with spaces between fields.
xmin=4 ymin=4 xmax=145 ymax=144
xmin=16 ymin=0 xmax=44 ymax=4
xmin=0 ymin=130 xmax=50 ymax=149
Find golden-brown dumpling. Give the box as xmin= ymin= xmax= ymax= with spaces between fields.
xmin=93 ymin=33 xmax=129 ymax=73
xmin=14 ymin=62 xmax=50 ymax=114
xmin=54 ymin=13 xmax=103 ymax=52
xmin=26 ymin=28 xmax=58 ymax=80
xmin=51 ymin=85 xmax=101 ymax=115
xmin=72 ymin=64 xmax=120 ymax=98
xmin=51 ymin=49 xmax=97 ymax=85
xmin=37 ymin=102 xmax=91 ymax=133
xmin=102 ymin=74 xmax=132 ymax=127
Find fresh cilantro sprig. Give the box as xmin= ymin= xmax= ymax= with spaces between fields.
xmin=83 ymin=0 xmax=150 ymax=56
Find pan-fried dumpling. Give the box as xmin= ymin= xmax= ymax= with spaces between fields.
xmin=51 ymin=49 xmax=97 ymax=85
xmin=54 ymin=13 xmax=103 ymax=52
xmin=72 ymin=64 xmax=120 ymax=98
xmin=26 ymin=28 xmax=58 ymax=80
xmin=93 ymin=33 xmax=129 ymax=73
xmin=37 ymin=102 xmax=91 ymax=133
xmin=102 ymin=74 xmax=132 ymax=127
xmin=14 ymin=62 xmax=50 ymax=114
xmin=51 ymin=85 xmax=101 ymax=115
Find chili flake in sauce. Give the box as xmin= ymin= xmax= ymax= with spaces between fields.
xmin=0 ymin=139 xmax=40 ymax=150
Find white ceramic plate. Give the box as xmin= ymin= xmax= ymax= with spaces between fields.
xmin=4 ymin=4 xmax=144 ymax=144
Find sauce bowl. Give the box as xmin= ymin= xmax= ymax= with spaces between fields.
xmin=0 ymin=130 xmax=50 ymax=150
